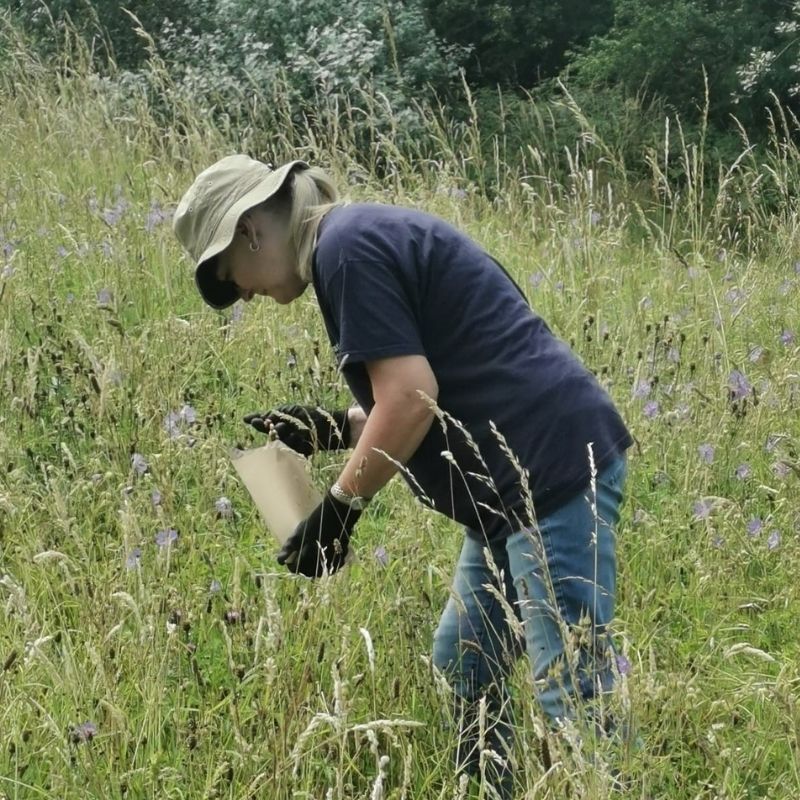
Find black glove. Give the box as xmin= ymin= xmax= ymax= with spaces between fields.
xmin=243 ymin=404 xmax=350 ymax=457
xmin=277 ymin=492 xmax=362 ymax=578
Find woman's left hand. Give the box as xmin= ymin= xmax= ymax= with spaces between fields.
xmin=277 ymin=491 xmax=362 ymax=577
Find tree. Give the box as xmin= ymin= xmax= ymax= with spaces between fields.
xmin=422 ymin=0 xmax=614 ymax=88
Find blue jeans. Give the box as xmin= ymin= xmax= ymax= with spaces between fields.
xmin=432 ymin=457 xmax=628 ymax=794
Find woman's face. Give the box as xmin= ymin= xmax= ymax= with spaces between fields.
xmin=215 ymin=206 xmax=308 ymax=305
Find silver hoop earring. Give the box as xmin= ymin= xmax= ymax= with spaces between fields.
xmin=249 ymin=241 xmax=260 ymax=253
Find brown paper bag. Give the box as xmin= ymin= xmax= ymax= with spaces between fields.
xmin=230 ymin=441 xmax=322 ymax=545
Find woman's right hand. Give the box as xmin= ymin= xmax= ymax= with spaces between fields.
xmin=243 ymin=405 xmax=350 ymax=456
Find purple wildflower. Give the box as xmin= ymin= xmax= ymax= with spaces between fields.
xmin=643 ymin=400 xmax=660 ymax=419
xmin=131 ymin=453 xmax=148 ymax=475
xmin=767 ymin=530 xmax=781 ymax=551
xmin=374 ymin=545 xmax=389 ymax=567
xmin=145 ymin=201 xmax=171 ymax=232
xmin=615 ymin=654 xmax=631 ymax=676
xmin=215 ymin=497 xmax=233 ymax=520
xmin=728 ymin=370 xmax=751 ymax=400
xmin=150 ymin=489 xmax=162 ymax=507
xmin=155 ymin=528 xmax=178 ymax=548
xmin=734 ymin=463 xmax=751 ymax=481
xmin=97 ymin=288 xmax=114 ymax=308
xmin=70 ymin=721 xmax=97 ymax=744
xmin=163 ymin=411 xmax=182 ymax=439
xmin=2 ymin=242 xmax=15 ymax=259
xmin=633 ymin=379 xmax=651 ymax=400
xmin=180 ymin=405 xmax=197 ymax=425
xmin=125 ymin=547 xmax=142 ymax=570
xmin=56 ymin=245 xmax=68 ymax=259
xmin=210 ymin=579 xmax=222 ymax=594
xmin=698 ymin=443 xmax=715 ymax=464
xmin=693 ymin=499 xmax=714 ymax=520
xmin=746 ymin=517 xmax=763 ymax=538
xmin=780 ymin=330 xmax=795 ymax=346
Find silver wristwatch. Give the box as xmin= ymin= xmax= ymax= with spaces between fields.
xmin=331 ymin=481 xmax=370 ymax=511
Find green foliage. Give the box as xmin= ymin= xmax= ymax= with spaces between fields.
xmin=569 ymin=0 xmax=784 ymax=130
xmin=423 ymin=0 xmax=614 ymax=87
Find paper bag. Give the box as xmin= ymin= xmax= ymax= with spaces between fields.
xmin=230 ymin=441 xmax=322 ymax=545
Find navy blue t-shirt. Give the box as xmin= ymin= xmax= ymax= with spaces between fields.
xmin=312 ymin=204 xmax=633 ymax=540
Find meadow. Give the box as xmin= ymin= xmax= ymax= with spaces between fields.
xmin=1 ymin=32 xmax=800 ymax=800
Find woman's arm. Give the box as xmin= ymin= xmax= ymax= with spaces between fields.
xmin=337 ymin=355 xmax=438 ymax=499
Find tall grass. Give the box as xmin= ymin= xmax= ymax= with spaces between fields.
xmin=1 ymin=19 xmax=800 ymax=800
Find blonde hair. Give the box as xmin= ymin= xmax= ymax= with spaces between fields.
xmin=258 ymin=165 xmax=341 ymax=283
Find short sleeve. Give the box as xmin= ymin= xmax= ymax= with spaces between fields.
xmin=322 ymin=258 xmax=426 ymax=366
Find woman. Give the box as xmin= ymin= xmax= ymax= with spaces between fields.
xmin=174 ymin=155 xmax=634 ymax=795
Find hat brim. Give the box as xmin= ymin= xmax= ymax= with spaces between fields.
xmin=193 ymin=159 xmax=307 ymax=309
xmin=194 ymin=257 xmax=241 ymax=310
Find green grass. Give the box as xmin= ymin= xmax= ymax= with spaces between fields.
xmin=1 ymin=31 xmax=800 ymax=800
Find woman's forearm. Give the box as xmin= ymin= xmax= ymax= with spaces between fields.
xmin=338 ymin=399 xmax=433 ymax=499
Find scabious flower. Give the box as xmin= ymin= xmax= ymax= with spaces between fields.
xmin=734 ymin=463 xmax=751 ymax=481
xmin=729 ymin=370 xmax=751 ymax=400
xmin=180 ymin=405 xmax=197 ymax=425
xmin=163 ymin=411 xmax=182 ymax=439
xmin=125 ymin=547 xmax=142 ymax=570
xmin=698 ymin=443 xmax=715 ymax=464
xmin=155 ymin=528 xmax=178 ymax=548
xmin=97 ymin=288 xmax=114 ymax=308
xmin=150 ymin=489 xmax=162 ymax=508
xmin=746 ymin=517 xmax=763 ymax=538
xmin=374 ymin=545 xmax=389 ymax=567
xmin=615 ymin=654 xmax=631 ymax=676
xmin=145 ymin=201 xmax=171 ymax=232
xmin=693 ymin=499 xmax=714 ymax=520
xmin=767 ymin=530 xmax=781 ymax=551
xmin=780 ymin=329 xmax=795 ymax=346
xmin=643 ymin=400 xmax=660 ymax=419
xmin=215 ymin=497 xmax=233 ymax=520
xmin=131 ymin=453 xmax=148 ymax=475
xmin=69 ymin=721 xmax=97 ymax=744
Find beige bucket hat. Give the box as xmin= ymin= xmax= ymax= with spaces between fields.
xmin=173 ymin=155 xmax=307 ymax=309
